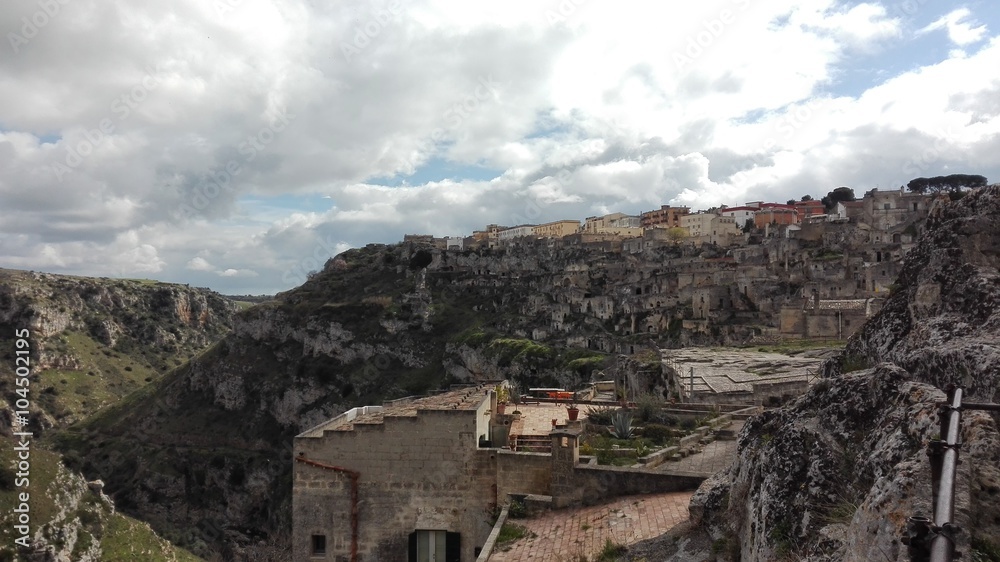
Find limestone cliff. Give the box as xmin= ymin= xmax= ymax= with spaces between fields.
xmin=53 ymin=221 xmax=920 ymax=559
xmin=0 ymin=270 xmax=238 ymax=429
xmin=680 ymin=186 xmax=1000 ymax=561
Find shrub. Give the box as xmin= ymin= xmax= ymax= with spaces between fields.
xmin=585 ymin=405 xmax=619 ymax=425
xmin=635 ymin=393 xmax=664 ymax=423
xmin=509 ymin=499 xmax=527 ymax=519
xmin=611 ymin=411 xmax=634 ymax=439
xmin=496 ymin=522 xmax=529 ymax=546
xmin=640 ymin=423 xmax=674 ymax=445
xmin=596 ymin=538 xmax=627 ymax=561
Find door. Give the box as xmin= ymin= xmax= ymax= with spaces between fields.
xmin=409 ymin=530 xmax=460 ymax=562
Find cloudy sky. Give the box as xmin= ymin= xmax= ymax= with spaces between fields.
xmin=1 ymin=0 xmax=998 ymax=294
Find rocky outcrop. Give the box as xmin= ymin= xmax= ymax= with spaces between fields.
xmin=0 ymin=269 xmax=239 ymax=428
xmin=830 ymin=186 xmax=1000 ymax=402
xmin=686 ymin=186 xmax=1000 ymax=561
xmin=50 ymin=199 xmax=948 ymax=559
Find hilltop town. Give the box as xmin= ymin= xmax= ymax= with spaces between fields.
xmin=396 ymin=185 xmax=945 ymax=347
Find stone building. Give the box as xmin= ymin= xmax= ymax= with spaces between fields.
xmin=718 ymin=206 xmax=758 ymax=229
xmin=582 ymin=213 xmax=642 ymax=237
xmin=496 ymin=224 xmax=536 ymax=242
xmin=754 ymin=205 xmax=798 ymax=228
xmin=640 ymin=205 xmax=689 ymax=228
xmin=533 ymin=220 xmax=581 ymax=238
xmin=680 ymin=212 xmax=717 ymax=238
xmin=293 ymin=386 xmax=498 ymax=561
xmin=293 ymin=383 xmax=703 ymax=561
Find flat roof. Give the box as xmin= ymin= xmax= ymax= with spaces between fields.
xmin=297 ymin=384 xmax=492 ymax=437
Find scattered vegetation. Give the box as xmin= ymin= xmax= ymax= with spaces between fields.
xmin=585 ymin=405 xmax=619 ymax=426
xmin=610 ymin=411 xmax=634 ymax=439
xmin=495 ymin=522 xmax=532 ymax=549
xmin=595 ymin=538 xmax=627 ymax=561
xmin=509 ymin=498 xmax=527 ymax=519
xmin=840 ymin=353 xmax=872 ymax=373
xmin=972 ymin=537 xmax=1000 ymax=562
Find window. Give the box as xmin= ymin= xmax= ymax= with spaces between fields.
xmin=409 ymin=531 xmax=460 ymax=562
xmin=311 ymin=535 xmax=327 ymax=556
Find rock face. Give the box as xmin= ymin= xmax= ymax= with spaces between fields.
xmin=688 ymin=186 xmax=1000 ymax=561
xmin=832 ymin=186 xmax=1000 ymax=402
xmin=48 ymin=195 xmax=969 ymax=560
xmin=0 ymin=270 xmax=238 ymax=429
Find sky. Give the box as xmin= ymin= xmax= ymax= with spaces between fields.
xmin=1 ymin=0 xmax=998 ymax=295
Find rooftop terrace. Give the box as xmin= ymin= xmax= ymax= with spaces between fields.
xmin=297 ymin=383 xmax=492 ymax=437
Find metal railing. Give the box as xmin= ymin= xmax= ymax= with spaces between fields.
xmin=903 ymin=386 xmax=1000 ymax=562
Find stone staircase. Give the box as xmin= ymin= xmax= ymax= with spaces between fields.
xmin=511 ymin=434 xmax=552 ymax=453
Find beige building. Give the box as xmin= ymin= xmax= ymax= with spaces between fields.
xmin=680 ymin=212 xmax=716 ymax=238
xmin=582 ymin=213 xmax=642 ymax=238
xmin=640 ymin=205 xmax=690 ymax=228
xmin=680 ymin=213 xmax=740 ymax=245
xmin=293 ymin=386 xmax=498 ymax=562
xmin=293 ymin=384 xmax=703 ymax=561
xmin=496 ymin=224 xmax=536 ymax=242
xmin=533 ymin=220 xmax=580 ymax=238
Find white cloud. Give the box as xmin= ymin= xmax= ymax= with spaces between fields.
xmin=186 ymin=257 xmax=215 ymax=271
xmin=0 ymin=1 xmax=998 ymax=294
xmin=919 ymin=8 xmax=987 ymax=46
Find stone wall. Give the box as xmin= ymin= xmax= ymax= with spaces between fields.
xmin=571 ymin=465 xmax=705 ymax=505
xmin=294 ymin=407 xmax=497 ymax=562
xmin=496 ymin=450 xmax=551 ymax=501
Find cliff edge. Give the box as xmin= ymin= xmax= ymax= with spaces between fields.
xmin=678 ymin=186 xmax=1000 ymax=561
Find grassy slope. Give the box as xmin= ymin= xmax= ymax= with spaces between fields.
xmin=0 ymin=269 xmax=235 ymax=426
xmin=0 ymin=441 xmax=203 ymax=561
xmin=48 ymin=245 xmax=612 ymax=556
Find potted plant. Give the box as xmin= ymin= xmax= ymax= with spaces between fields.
xmin=495 ymin=384 xmax=510 ymax=415
xmin=566 ymin=392 xmax=580 ymax=421
xmin=509 ymin=382 xmax=523 ymax=418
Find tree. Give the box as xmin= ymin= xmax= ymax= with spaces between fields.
xmin=801 ymin=195 xmax=813 ymax=201
xmin=786 ymin=199 xmax=795 ymax=205
xmin=907 ymin=174 xmax=987 ymax=194
xmin=665 ymin=227 xmax=688 ymax=243
xmin=821 ymin=187 xmax=856 ymax=211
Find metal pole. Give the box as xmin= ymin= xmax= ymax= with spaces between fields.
xmin=930 ymin=387 xmax=962 ymax=562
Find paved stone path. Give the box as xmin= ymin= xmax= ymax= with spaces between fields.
xmin=488 ymin=492 xmax=692 ymax=561
xmin=510 ymin=402 xmax=573 ymax=437
xmin=654 ymin=421 xmax=744 ymax=478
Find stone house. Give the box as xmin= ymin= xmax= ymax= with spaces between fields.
xmin=293 ymin=384 xmax=703 ymax=561
xmin=533 ymin=220 xmax=581 ymax=238
xmin=639 ymin=205 xmax=689 ymax=228
xmin=293 ymin=386 xmax=498 ymax=561
xmin=754 ymin=205 xmax=798 ymax=228
xmin=497 ymin=224 xmax=536 ymax=242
